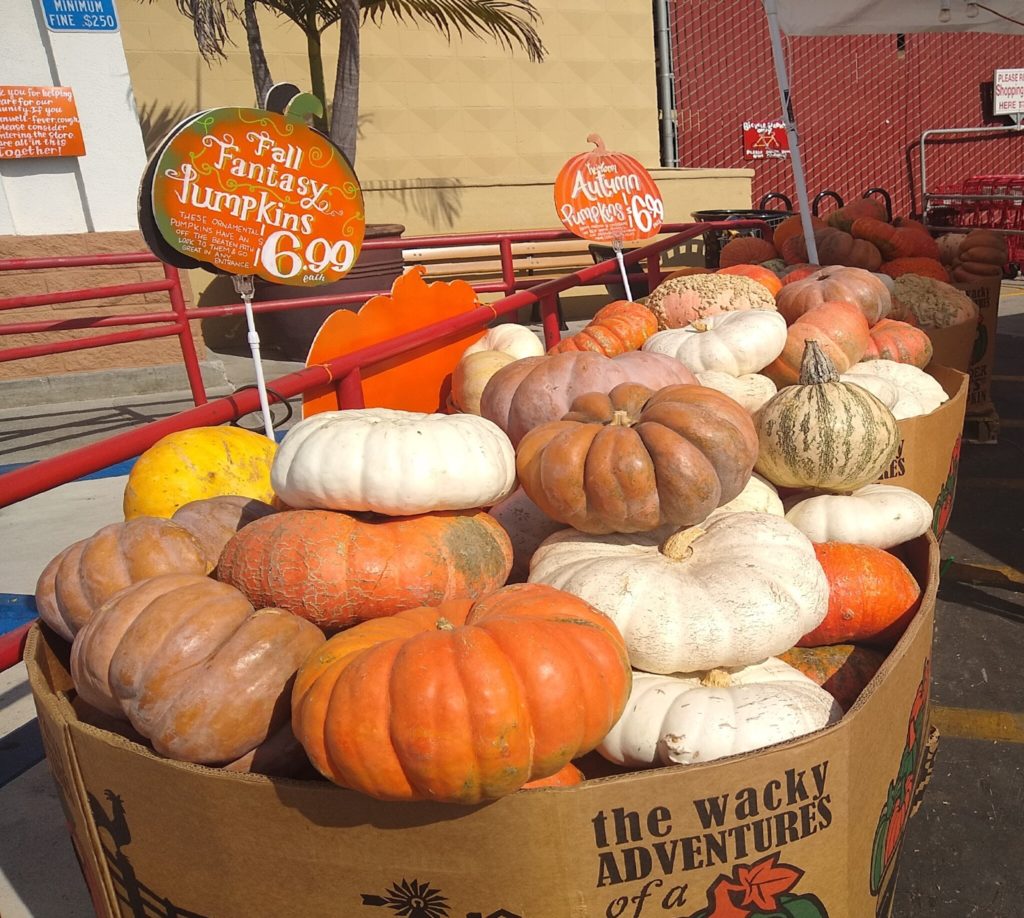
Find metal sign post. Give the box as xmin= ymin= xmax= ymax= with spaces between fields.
xmin=231 ymin=275 xmax=275 ymax=441
xmin=612 ymin=239 xmax=634 ymax=302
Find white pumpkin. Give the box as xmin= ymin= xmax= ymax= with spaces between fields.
xmin=462 ymin=324 xmax=544 ymax=360
xmin=871 ymin=272 xmax=896 ymax=294
xmin=451 ymin=350 xmax=515 ymax=415
xmin=843 ymin=360 xmax=948 ymax=418
xmin=528 ymin=512 xmax=828 ymax=674
xmin=488 ymin=487 xmax=563 ymax=584
xmin=702 ymin=473 xmax=782 ymax=525
xmin=784 ymin=484 xmax=933 ymax=549
xmin=642 ymin=310 xmax=787 ymax=376
xmin=598 ymin=658 xmax=842 ymax=768
xmin=696 ymin=370 xmax=777 ymax=413
xmin=271 ymin=409 xmax=516 ymax=515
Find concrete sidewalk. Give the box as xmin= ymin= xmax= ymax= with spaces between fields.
xmin=1 ymin=305 xmax=1023 ymax=917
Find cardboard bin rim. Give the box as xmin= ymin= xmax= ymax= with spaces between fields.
xmin=24 ymin=532 xmax=940 ymax=802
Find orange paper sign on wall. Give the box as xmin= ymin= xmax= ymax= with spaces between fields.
xmin=0 ymin=86 xmax=85 ymax=159
xmin=151 ymin=107 xmax=364 ymax=286
xmin=554 ymin=134 xmax=664 ymax=243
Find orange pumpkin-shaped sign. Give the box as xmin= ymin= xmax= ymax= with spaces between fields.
xmin=149 ymin=105 xmax=364 ymax=286
xmin=554 ymin=134 xmax=664 ymax=243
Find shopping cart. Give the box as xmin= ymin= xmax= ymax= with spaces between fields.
xmin=923 ymin=174 xmax=1024 ymax=274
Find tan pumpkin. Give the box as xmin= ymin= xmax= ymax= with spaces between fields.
xmin=35 ymin=518 xmax=211 ymax=642
xmin=451 ymin=349 xmax=516 ymax=414
xmin=755 ymin=340 xmax=900 ymax=491
xmin=775 ymin=265 xmax=892 ymax=326
xmin=479 ymin=350 xmax=695 ymax=446
xmin=862 ymin=319 xmax=933 ymax=368
xmin=718 ymin=236 xmax=777 ymax=268
xmin=71 ymin=574 xmax=324 ymax=774
xmin=643 ymin=273 xmax=777 ymax=330
xmin=516 ymin=382 xmax=758 ymax=533
xmin=891 ymin=275 xmax=979 ymax=328
xmin=170 ymin=495 xmax=278 ymax=568
xmin=936 ymin=233 xmax=964 ymax=266
xmin=955 ymin=229 xmax=1008 ymax=271
xmin=762 ymin=301 xmax=870 ymax=387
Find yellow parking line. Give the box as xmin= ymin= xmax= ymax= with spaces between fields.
xmin=932 ymin=705 xmax=1024 ymax=744
xmin=945 ymin=559 xmax=1024 ymax=590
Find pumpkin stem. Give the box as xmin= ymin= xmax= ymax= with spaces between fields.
xmin=610 ymin=409 xmax=633 ymax=428
xmin=586 ymin=133 xmax=607 ymax=154
xmin=798 ymin=339 xmax=840 ymax=385
xmin=435 ymin=618 xmax=456 ymax=632
xmin=700 ymin=668 xmax=733 ymax=688
xmin=659 ymin=525 xmax=706 ymax=560
xmin=691 ymin=319 xmax=713 ymax=333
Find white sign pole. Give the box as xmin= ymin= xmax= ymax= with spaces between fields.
xmin=763 ymin=0 xmax=819 ymax=264
xmin=613 ymin=239 xmax=634 ymax=302
xmin=231 ymin=274 xmax=276 ymax=441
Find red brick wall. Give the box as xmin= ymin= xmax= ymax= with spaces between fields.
xmin=0 ymin=232 xmax=202 ymax=382
xmin=671 ymin=1 xmax=1024 ymax=219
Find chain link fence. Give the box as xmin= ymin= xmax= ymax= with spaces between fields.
xmin=669 ymin=1 xmax=1024 ymax=222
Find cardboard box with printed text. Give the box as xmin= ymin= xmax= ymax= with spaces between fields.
xmin=26 ymin=534 xmax=939 ymax=918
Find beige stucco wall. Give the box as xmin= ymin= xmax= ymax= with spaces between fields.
xmin=121 ymin=1 xmax=662 ymax=193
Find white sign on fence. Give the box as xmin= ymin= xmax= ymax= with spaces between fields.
xmin=993 ymin=68 xmax=1024 ymax=120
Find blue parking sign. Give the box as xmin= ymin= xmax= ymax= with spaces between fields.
xmin=39 ymin=0 xmax=120 ymax=32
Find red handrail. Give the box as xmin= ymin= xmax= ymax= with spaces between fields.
xmin=0 ymin=220 xmax=771 ymax=512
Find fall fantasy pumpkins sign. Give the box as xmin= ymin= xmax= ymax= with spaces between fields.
xmin=554 ymin=134 xmax=664 ymax=244
xmin=147 ymin=106 xmax=364 ymax=286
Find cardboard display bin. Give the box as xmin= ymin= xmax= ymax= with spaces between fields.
xmin=27 ymin=535 xmax=939 ymax=918
xmin=875 ymin=364 xmax=967 ymax=539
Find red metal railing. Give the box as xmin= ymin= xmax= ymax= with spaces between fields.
xmin=0 ymin=223 xmax=704 ymax=407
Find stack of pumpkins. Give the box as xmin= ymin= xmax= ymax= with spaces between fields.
xmin=33 ymin=247 xmax=943 ymax=806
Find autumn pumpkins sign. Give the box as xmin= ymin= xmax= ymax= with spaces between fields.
xmin=554 ymin=134 xmax=664 ymax=244
xmin=142 ymin=95 xmax=364 ymax=287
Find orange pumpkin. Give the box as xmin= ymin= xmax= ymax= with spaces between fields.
xmin=516 ymin=383 xmax=758 ymax=534
xmin=826 ymin=198 xmax=888 ymax=233
xmin=290 ymin=583 xmax=632 ymax=803
xmin=772 ymin=214 xmax=827 ymax=252
xmin=851 ymin=217 xmax=941 ymax=261
xmin=781 ymin=264 xmax=822 ymax=285
xmin=798 ymin=543 xmax=922 ymax=647
xmin=521 ymin=762 xmax=585 ymax=789
xmin=548 ymin=300 xmax=657 ymax=356
xmin=35 ymin=518 xmax=211 ymax=642
xmin=217 ymin=509 xmax=513 ymax=629
xmin=71 ymin=574 xmax=325 ymax=774
xmin=762 ymin=301 xmax=870 ymax=387
xmin=778 ymin=644 xmax=888 ymax=712
xmin=718 ymin=235 xmax=777 ymax=268
xmin=878 ymin=257 xmax=950 ymax=283
xmin=775 ymin=265 xmax=892 ymax=325
xmin=863 ymin=319 xmax=933 ymax=368
xmin=892 ymin=216 xmax=932 ymax=235
xmin=781 ymin=227 xmax=883 ymax=271
xmin=952 ymin=229 xmax=1008 ymax=283
xmin=717 ymin=263 xmax=783 ymax=296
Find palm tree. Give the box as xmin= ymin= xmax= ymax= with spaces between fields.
xmin=168 ymin=0 xmax=545 ymax=165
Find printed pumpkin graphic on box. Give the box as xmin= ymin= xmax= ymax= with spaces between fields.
xmin=686 ymin=854 xmax=829 ymax=918
xmin=147 ymin=102 xmax=364 ymax=286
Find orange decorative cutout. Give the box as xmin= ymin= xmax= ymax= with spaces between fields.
xmin=554 ymin=134 xmax=664 ymax=243
xmin=303 ymin=266 xmax=486 ymax=416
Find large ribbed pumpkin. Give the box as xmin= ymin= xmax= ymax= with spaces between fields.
xmin=35 ymin=518 xmax=211 ymax=642
xmin=517 ymin=383 xmax=758 ymax=534
xmin=755 ymin=341 xmax=899 ymax=491
xmin=216 ymin=508 xmax=513 ymax=629
xmin=775 ymin=266 xmax=892 ymax=326
xmin=643 ymin=273 xmax=777 ymax=330
xmin=863 ymin=319 xmax=933 ymax=368
xmin=170 ymin=495 xmax=278 ymax=568
xmin=762 ymin=301 xmax=870 ymax=387
xmin=290 ymin=583 xmax=632 ymax=803
xmin=71 ymin=574 xmax=324 ymax=774
xmin=123 ymin=426 xmax=277 ymax=519
xmin=480 ymin=351 xmax=695 ymax=446
xmin=548 ymin=301 xmax=657 ymax=356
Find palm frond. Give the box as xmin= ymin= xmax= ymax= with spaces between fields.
xmin=172 ymin=0 xmax=235 ymax=60
xmin=257 ymin=0 xmax=348 ymax=32
xmin=361 ymin=0 xmax=546 ymax=63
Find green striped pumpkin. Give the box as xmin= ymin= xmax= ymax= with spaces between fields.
xmin=755 ymin=340 xmax=899 ymax=491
